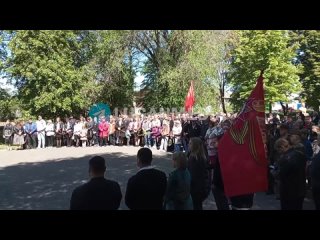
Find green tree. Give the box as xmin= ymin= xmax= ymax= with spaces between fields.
xmin=0 ymin=87 xmax=21 ymax=121
xmin=294 ymin=30 xmax=320 ymax=110
xmin=5 ymin=30 xmax=88 ymax=118
xmin=229 ymin=30 xmax=302 ymax=113
xmin=132 ymin=30 xmax=177 ymax=111
xmin=133 ymin=30 xmax=231 ymax=114
xmin=91 ymin=30 xmax=135 ymax=111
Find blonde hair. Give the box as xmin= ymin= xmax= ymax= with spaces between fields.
xmin=172 ymin=152 xmax=188 ymax=169
xmin=189 ymin=137 xmax=207 ymax=161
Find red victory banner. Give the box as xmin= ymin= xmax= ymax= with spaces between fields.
xmin=218 ymin=71 xmax=268 ymax=197
xmin=184 ymin=81 xmax=195 ymax=113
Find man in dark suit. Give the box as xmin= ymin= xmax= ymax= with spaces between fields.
xmin=70 ymin=156 xmax=122 ymax=210
xmin=125 ymin=148 xmax=167 ymax=210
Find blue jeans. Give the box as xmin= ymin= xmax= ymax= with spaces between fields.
xmin=144 ymin=133 xmax=151 ymax=147
xmin=174 ymin=144 xmax=182 ymax=152
xmin=182 ymin=138 xmax=189 ymax=152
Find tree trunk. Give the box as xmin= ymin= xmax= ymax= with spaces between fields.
xmin=220 ymin=95 xmax=227 ymax=115
xmin=269 ymin=102 xmax=272 ymax=114
xmin=219 ymin=80 xmax=227 ymax=115
xmin=280 ymin=101 xmax=288 ymax=116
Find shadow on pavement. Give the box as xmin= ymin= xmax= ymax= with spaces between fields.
xmin=0 ymin=150 xmax=315 ymax=210
xmin=0 ymin=152 xmax=172 ymax=210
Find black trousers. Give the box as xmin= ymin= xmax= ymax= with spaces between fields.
xmin=62 ymin=134 xmax=68 ymax=146
xmin=212 ymin=187 xmax=229 ymax=210
xmin=26 ymin=134 xmax=37 ymax=149
xmin=109 ymin=134 xmax=115 ymax=145
xmin=312 ymin=189 xmax=320 ymax=210
xmin=191 ymin=194 xmax=203 ymax=210
xmin=267 ymin=169 xmax=275 ymax=194
xmin=100 ymin=137 xmax=107 ymax=146
xmin=55 ymin=134 xmax=62 ymax=147
xmin=67 ymin=133 xmax=73 ymax=147
xmin=74 ymin=135 xmax=80 ymax=147
xmin=47 ymin=135 xmax=54 ymax=147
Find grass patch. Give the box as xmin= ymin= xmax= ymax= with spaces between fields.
xmin=0 ymin=144 xmax=19 ymax=150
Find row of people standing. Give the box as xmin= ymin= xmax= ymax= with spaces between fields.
xmin=70 ymin=142 xmax=211 ymax=210
xmin=2 ymin=116 xmax=48 ymax=150
xmin=2 ymin=114 xmax=216 ymax=151
xmin=70 ymin=135 xmax=252 ymax=210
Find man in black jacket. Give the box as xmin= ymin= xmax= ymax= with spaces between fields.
xmin=70 ymin=156 xmax=122 ymax=210
xmin=125 ymin=148 xmax=167 ymax=210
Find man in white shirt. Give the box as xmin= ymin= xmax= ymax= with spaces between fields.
xmin=36 ymin=115 xmax=47 ymax=148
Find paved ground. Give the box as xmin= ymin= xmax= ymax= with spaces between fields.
xmin=0 ymin=146 xmax=316 ymax=210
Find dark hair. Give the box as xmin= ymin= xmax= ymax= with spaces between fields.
xmin=172 ymin=152 xmax=188 ymax=170
xmin=300 ymin=128 xmax=309 ymax=136
xmin=288 ymin=129 xmax=301 ymax=136
xmin=137 ymin=148 xmax=152 ymax=165
xmin=89 ymin=156 xmax=106 ymax=174
xmin=279 ymin=124 xmax=289 ymax=130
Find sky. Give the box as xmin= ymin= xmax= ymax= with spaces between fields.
xmin=134 ymin=72 xmax=144 ymax=91
xmin=0 ymin=76 xmax=15 ymax=93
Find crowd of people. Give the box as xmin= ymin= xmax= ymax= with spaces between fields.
xmin=3 ymin=110 xmax=320 ymax=210
xmin=266 ymin=111 xmax=320 ymax=210
xmin=1 ymin=113 xmax=227 ymax=152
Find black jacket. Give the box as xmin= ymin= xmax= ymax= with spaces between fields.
xmin=169 ymin=120 xmax=174 ymax=132
xmin=312 ymin=152 xmax=320 ymax=190
xmin=200 ymin=121 xmax=209 ymax=140
xmin=3 ymin=124 xmax=14 ymax=137
xmin=188 ymin=122 xmax=201 ymax=138
xmin=70 ymin=177 xmax=122 ymax=210
xmin=213 ymin=157 xmax=224 ymax=191
xmin=125 ymin=168 xmax=167 ymax=210
xmin=279 ymin=148 xmax=306 ymax=199
xmin=188 ymin=155 xmax=210 ymax=200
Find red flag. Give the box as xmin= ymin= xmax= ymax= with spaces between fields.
xmin=185 ymin=81 xmax=195 ymax=112
xmin=218 ymin=71 xmax=268 ymax=197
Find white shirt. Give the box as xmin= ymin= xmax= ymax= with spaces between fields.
xmin=73 ymin=123 xmax=82 ymax=135
xmin=152 ymin=119 xmax=161 ymax=128
xmin=36 ymin=119 xmax=46 ymax=132
xmin=172 ymin=125 xmax=182 ymax=144
xmin=46 ymin=123 xmax=55 ymax=136
xmin=138 ymin=165 xmax=155 ymax=173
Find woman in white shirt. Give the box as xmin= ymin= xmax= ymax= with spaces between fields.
xmin=46 ymin=120 xmax=55 ymax=147
xmin=172 ymin=120 xmax=182 ymax=152
xmin=73 ymin=120 xmax=82 ymax=147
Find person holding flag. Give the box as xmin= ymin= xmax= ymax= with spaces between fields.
xmin=218 ymin=71 xmax=268 ymax=209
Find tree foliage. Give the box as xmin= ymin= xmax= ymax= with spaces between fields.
xmin=0 ymin=87 xmax=20 ymax=121
xmin=294 ymin=30 xmax=320 ymax=110
xmin=2 ymin=30 xmax=135 ymax=119
xmin=229 ymin=30 xmax=301 ymax=112
xmin=5 ymin=30 xmax=86 ymax=118
xmin=3 ymin=30 xmax=320 ymax=118
xmin=132 ymin=30 xmax=232 ymax=113
xmin=93 ymin=30 xmax=135 ymax=110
